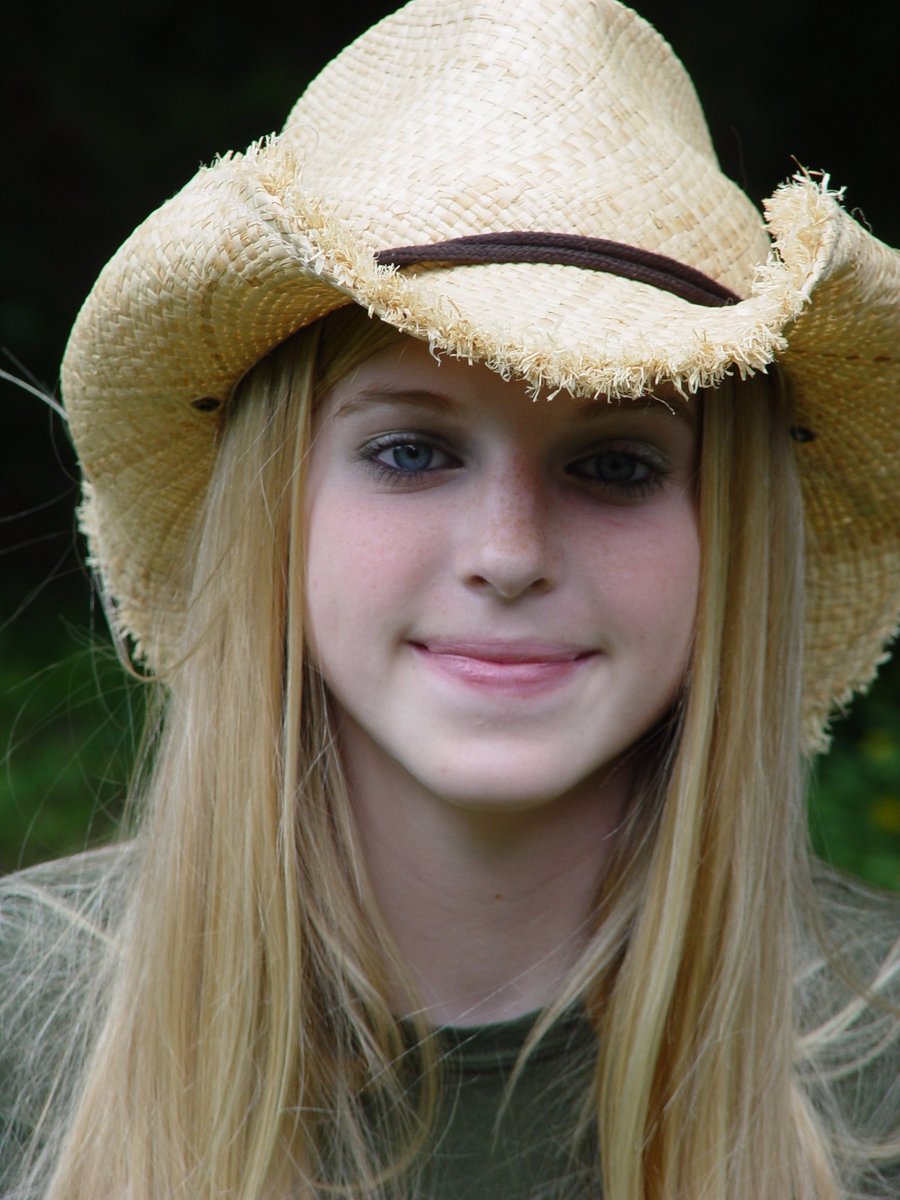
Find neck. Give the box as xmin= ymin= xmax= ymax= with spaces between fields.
xmin=342 ymin=723 xmax=633 ymax=1027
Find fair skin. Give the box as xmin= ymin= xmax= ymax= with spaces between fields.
xmin=305 ymin=335 xmax=700 ymax=1025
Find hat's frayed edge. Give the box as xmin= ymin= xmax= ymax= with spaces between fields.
xmin=76 ymin=481 xmax=174 ymax=676
xmin=75 ymin=481 xmax=143 ymax=670
xmin=805 ymin=637 xmax=899 ymax=759
xmin=250 ymin=141 xmax=845 ymax=402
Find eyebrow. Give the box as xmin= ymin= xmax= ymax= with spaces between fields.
xmin=574 ymin=393 xmax=697 ymax=427
xmin=332 ymin=387 xmax=458 ymax=418
xmin=332 ymin=384 xmax=697 ymax=426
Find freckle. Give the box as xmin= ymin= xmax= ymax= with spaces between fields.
xmin=494 ymin=893 xmax=503 ymax=901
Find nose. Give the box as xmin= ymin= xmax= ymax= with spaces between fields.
xmin=459 ymin=456 xmax=557 ymax=599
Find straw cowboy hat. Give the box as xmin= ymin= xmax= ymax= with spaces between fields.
xmin=61 ymin=0 xmax=899 ymax=749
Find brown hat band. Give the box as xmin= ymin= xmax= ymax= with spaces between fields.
xmin=376 ymin=231 xmax=741 ymax=308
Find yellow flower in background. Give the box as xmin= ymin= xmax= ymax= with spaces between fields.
xmin=868 ymin=795 xmax=900 ymax=835
xmin=859 ymin=728 xmax=899 ymax=765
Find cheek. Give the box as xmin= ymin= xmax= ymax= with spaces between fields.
xmin=589 ymin=504 xmax=700 ymax=654
xmin=645 ymin=518 xmax=699 ymax=657
xmin=304 ymin=488 xmax=440 ymax=650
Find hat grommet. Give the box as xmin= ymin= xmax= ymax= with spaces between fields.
xmin=790 ymin=425 xmax=817 ymax=443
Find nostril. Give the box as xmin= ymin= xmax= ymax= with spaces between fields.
xmin=466 ymin=569 xmax=552 ymax=599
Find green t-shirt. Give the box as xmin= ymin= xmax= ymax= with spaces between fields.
xmin=423 ymin=1008 xmax=598 ymax=1200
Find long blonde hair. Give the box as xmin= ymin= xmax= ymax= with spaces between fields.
xmin=3 ymin=307 xmax=897 ymax=1199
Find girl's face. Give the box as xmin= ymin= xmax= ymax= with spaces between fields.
xmin=305 ymin=334 xmax=700 ymax=812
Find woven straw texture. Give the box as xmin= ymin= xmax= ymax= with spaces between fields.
xmin=61 ymin=0 xmax=900 ymax=750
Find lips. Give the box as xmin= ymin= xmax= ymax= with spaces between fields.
xmin=415 ymin=639 xmax=590 ymax=661
xmin=409 ymin=639 xmax=597 ymax=696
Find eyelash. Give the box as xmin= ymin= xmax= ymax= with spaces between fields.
xmin=357 ymin=433 xmax=670 ymax=498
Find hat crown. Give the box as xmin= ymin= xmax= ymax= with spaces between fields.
xmin=282 ymin=0 xmax=770 ymax=294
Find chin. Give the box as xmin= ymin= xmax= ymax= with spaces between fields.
xmin=408 ymin=754 xmax=614 ymax=814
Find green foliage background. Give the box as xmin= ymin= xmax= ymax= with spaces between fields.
xmin=1 ymin=0 xmax=898 ymax=885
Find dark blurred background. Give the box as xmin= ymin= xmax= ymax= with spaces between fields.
xmin=2 ymin=0 xmax=898 ymax=881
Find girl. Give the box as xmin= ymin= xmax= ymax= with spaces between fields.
xmin=2 ymin=1 xmax=898 ymax=1197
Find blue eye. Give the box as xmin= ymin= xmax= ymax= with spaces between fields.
xmin=360 ymin=434 xmax=458 ymax=482
xmin=572 ymin=451 xmax=652 ymax=484
xmin=381 ymin=441 xmax=437 ymax=472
